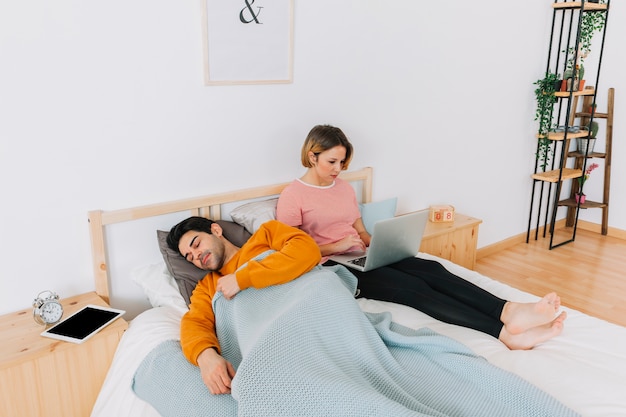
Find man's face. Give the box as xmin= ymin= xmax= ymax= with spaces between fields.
xmin=178 ymin=230 xmax=226 ymax=271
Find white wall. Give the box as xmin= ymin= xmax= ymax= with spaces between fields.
xmin=1 ymin=0 xmax=624 ymax=316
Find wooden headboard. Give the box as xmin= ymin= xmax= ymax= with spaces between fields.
xmin=88 ymin=167 xmax=373 ymax=305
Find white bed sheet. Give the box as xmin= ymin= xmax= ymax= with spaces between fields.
xmin=91 ymin=254 xmax=626 ymax=417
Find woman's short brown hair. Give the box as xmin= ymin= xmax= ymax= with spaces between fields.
xmin=300 ymin=125 xmax=353 ymax=170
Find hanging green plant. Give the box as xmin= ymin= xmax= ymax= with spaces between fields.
xmin=579 ymin=7 xmax=606 ymax=58
xmin=533 ymin=72 xmax=559 ymax=171
xmin=562 ymin=5 xmax=606 ymax=83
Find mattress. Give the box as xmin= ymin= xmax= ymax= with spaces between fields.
xmin=91 ymin=253 xmax=626 ymax=417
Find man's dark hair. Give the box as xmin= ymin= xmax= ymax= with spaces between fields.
xmin=166 ymin=216 xmax=215 ymax=254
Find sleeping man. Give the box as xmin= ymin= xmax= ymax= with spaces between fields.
xmin=166 ymin=216 xmax=321 ymax=395
xmin=166 ymin=216 xmax=579 ymax=417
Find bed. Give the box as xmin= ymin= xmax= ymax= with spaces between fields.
xmin=88 ymin=167 xmax=626 ymax=417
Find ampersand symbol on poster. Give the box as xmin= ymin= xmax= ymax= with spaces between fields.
xmin=240 ymin=0 xmax=263 ymax=24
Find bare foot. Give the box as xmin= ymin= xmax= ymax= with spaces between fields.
xmin=499 ymin=311 xmax=567 ymax=350
xmin=501 ymin=292 xmax=561 ymax=335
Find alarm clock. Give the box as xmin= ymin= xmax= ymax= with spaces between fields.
xmin=32 ymin=290 xmax=64 ymax=326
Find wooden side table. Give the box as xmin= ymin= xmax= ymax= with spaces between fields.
xmin=0 ymin=291 xmax=128 ymax=417
xmin=419 ymin=213 xmax=482 ymax=270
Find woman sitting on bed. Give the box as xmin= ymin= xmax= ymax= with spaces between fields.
xmin=276 ymin=124 xmax=567 ymax=350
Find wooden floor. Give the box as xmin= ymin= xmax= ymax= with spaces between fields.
xmin=475 ymin=227 xmax=626 ymax=328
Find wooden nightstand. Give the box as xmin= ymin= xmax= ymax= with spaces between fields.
xmin=419 ymin=213 xmax=482 ymax=270
xmin=0 ymin=291 xmax=128 ymax=417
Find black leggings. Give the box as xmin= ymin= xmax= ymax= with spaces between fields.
xmin=325 ymin=257 xmax=506 ymax=339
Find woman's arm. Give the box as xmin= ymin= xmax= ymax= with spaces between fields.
xmin=318 ymin=219 xmax=369 ymax=256
xmin=318 ymin=239 xmax=362 ymax=257
xmin=353 ymin=218 xmax=371 ymax=246
xmin=319 ymin=232 xmax=369 ymax=256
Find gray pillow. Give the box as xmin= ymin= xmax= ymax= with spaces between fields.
xmin=157 ymin=220 xmax=252 ymax=306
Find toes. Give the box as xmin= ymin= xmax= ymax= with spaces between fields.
xmin=553 ymin=311 xmax=567 ymax=326
xmin=544 ymin=292 xmax=557 ymax=303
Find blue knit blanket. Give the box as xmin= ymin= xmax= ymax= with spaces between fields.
xmin=133 ymin=263 xmax=579 ymax=417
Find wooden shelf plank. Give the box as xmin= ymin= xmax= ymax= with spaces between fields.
xmin=558 ymin=198 xmax=607 ymax=209
xmin=555 ymin=89 xmax=596 ymax=98
xmin=575 ymin=111 xmax=608 ymax=119
xmin=567 ymin=150 xmax=606 ymax=159
xmin=531 ymin=168 xmax=582 ymax=182
xmin=553 ymin=2 xmax=608 ymax=11
xmin=538 ymin=130 xmax=593 ymax=140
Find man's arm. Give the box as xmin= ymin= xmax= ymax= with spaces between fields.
xmin=234 ymin=220 xmax=322 ymax=290
xmin=180 ymin=277 xmax=220 ymax=364
xmin=217 ymin=220 xmax=322 ymax=297
xmin=197 ymin=348 xmax=236 ymax=394
xmin=180 ymin=277 xmax=238 ymax=394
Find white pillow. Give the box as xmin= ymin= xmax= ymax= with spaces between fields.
xmin=131 ymin=263 xmax=189 ymax=313
xmin=230 ymin=198 xmax=278 ymax=234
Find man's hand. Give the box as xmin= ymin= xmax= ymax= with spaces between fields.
xmin=196 ymin=348 xmax=236 ymax=394
xmin=216 ymin=274 xmax=241 ymax=300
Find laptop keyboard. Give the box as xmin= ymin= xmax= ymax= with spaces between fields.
xmin=349 ymin=256 xmax=367 ymax=267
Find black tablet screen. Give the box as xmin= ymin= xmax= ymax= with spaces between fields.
xmin=47 ymin=307 xmax=120 ymax=339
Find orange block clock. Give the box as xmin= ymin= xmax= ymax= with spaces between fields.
xmin=429 ymin=205 xmax=455 ymax=223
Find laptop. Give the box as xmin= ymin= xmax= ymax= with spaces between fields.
xmin=330 ymin=209 xmax=429 ymax=272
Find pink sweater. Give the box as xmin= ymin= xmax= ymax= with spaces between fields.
xmin=277 ymin=178 xmax=361 ymax=261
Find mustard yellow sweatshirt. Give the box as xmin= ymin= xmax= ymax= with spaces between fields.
xmin=180 ymin=220 xmax=321 ymax=365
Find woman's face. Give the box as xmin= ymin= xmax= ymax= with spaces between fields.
xmin=310 ymin=145 xmax=346 ymax=186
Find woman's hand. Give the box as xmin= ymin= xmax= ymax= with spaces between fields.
xmin=321 ymin=235 xmax=366 ymax=256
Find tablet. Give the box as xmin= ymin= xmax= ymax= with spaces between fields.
xmin=41 ymin=304 xmax=125 ymax=344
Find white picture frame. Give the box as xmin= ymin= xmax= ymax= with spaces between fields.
xmin=202 ymin=0 xmax=294 ymax=85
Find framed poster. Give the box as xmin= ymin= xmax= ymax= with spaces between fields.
xmin=202 ymin=0 xmax=294 ymax=85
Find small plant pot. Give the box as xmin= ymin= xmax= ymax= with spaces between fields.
xmin=563 ymin=78 xmax=581 ymax=92
xmin=575 ymin=193 xmax=586 ymax=204
xmin=577 ymin=138 xmax=596 ymax=153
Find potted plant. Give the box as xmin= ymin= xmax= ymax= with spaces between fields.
xmin=576 ymin=162 xmax=599 ymax=203
xmin=534 ymin=72 xmax=560 ymax=170
xmin=562 ymin=48 xmax=586 ymax=91
xmin=577 ymin=120 xmax=599 ymax=154
xmin=588 ymin=102 xmax=597 ymax=114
